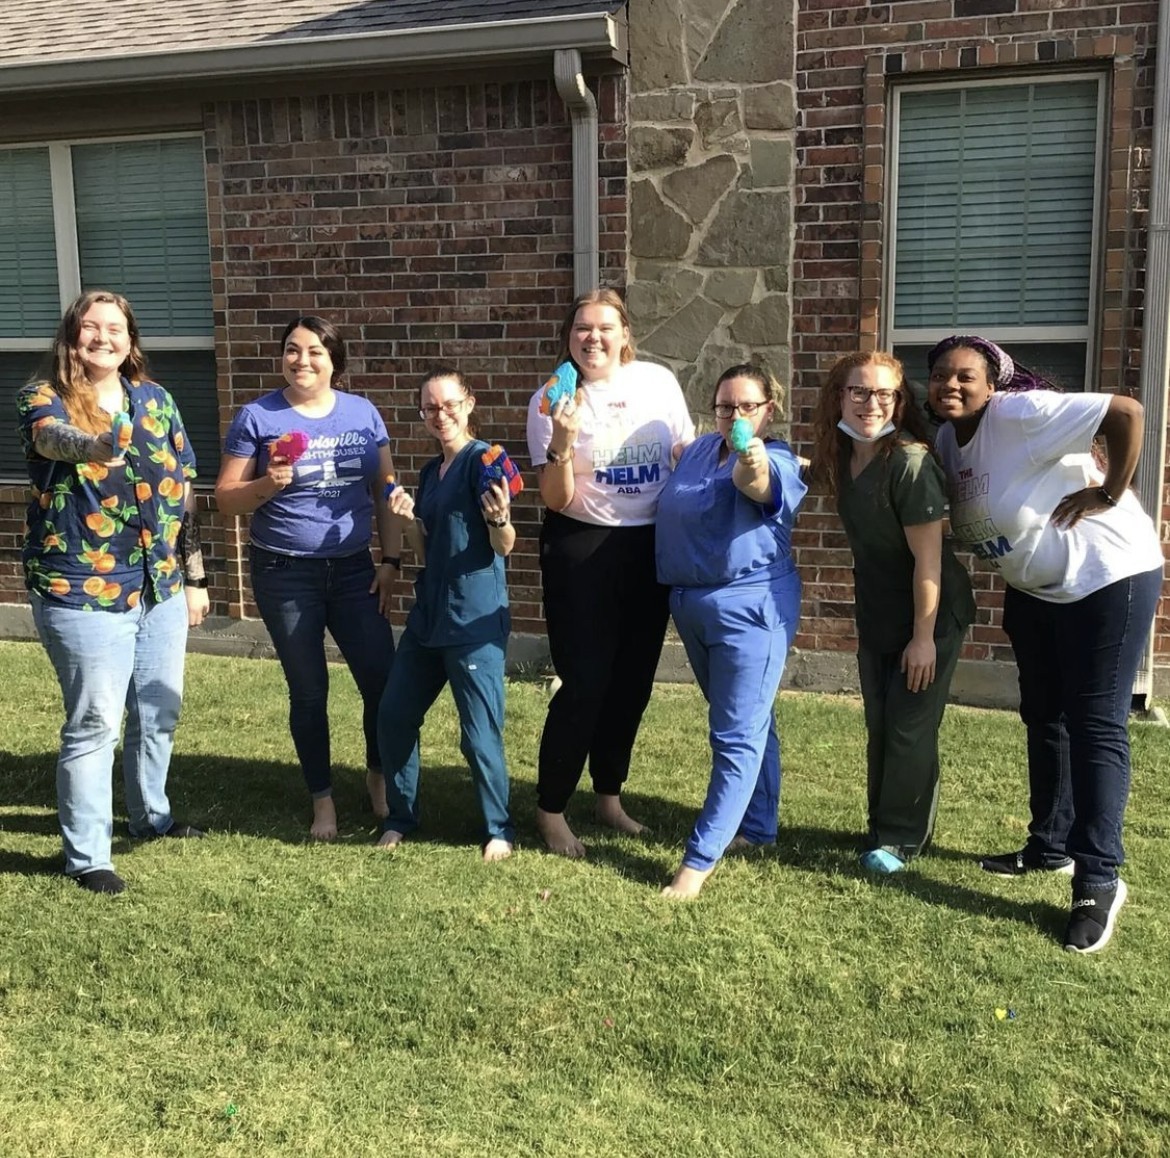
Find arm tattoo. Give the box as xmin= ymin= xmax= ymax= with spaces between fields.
xmin=34 ymin=422 xmax=104 ymax=464
xmin=177 ymin=506 xmax=206 ymax=582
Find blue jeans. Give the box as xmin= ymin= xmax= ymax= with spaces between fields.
xmin=250 ymin=546 xmax=394 ymax=796
xmin=670 ymin=568 xmax=800 ymax=872
xmin=31 ymin=589 xmax=188 ymax=877
xmin=1002 ymin=566 xmax=1163 ymax=887
xmin=377 ymin=631 xmax=513 ymax=843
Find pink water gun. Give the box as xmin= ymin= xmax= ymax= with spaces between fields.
xmin=269 ymin=430 xmax=310 ymax=464
xmin=538 ymin=362 xmax=578 ymax=416
xmin=730 ymin=418 xmax=754 ymax=455
xmin=479 ymin=445 xmax=523 ymax=498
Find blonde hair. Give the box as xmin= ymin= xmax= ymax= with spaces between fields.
xmin=555 ymin=288 xmax=636 ymax=368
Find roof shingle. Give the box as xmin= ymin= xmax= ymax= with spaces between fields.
xmin=2 ymin=0 xmax=624 ymax=64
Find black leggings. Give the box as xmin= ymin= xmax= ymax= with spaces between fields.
xmin=537 ymin=512 xmax=670 ymax=813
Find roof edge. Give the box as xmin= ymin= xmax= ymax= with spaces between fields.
xmin=0 ymin=12 xmax=626 ymax=96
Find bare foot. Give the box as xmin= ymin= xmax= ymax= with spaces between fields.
xmin=376 ymin=829 xmax=405 ymax=849
xmin=310 ymin=796 xmax=338 ymax=842
xmin=536 ymin=808 xmax=586 ymax=858
xmin=595 ymin=794 xmax=646 ymax=836
xmin=661 ymin=864 xmax=713 ymax=899
xmin=483 ymin=838 xmax=513 ymax=862
xmin=366 ymin=769 xmax=390 ymax=820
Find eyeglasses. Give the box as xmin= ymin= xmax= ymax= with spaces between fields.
xmin=846 ymin=387 xmax=899 ymax=405
xmin=419 ymin=399 xmax=467 ymax=419
xmin=713 ymin=401 xmax=767 ymax=419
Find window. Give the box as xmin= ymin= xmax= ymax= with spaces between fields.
xmin=0 ymin=135 xmax=217 ymax=478
xmin=886 ymin=75 xmax=1105 ymax=392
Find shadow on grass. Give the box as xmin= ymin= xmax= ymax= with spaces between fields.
xmin=774 ymin=821 xmax=1067 ymax=937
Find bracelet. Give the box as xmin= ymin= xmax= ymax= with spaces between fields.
xmin=1097 ymin=487 xmax=1118 ymax=507
xmin=486 ymin=516 xmax=510 ymax=529
xmin=185 ymin=577 xmax=209 ymax=589
xmin=381 ymin=557 xmax=401 ymax=569
xmin=545 ymin=446 xmax=571 ymax=465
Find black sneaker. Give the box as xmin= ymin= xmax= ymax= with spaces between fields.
xmin=73 ymin=869 xmax=126 ymax=895
xmin=162 ymin=822 xmax=205 ymax=839
xmin=1064 ymin=879 xmax=1128 ymax=954
xmin=980 ymin=848 xmax=1075 ymax=876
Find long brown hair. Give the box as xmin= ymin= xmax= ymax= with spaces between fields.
xmin=554 ymin=288 xmax=636 ymax=369
xmin=808 ymin=350 xmax=932 ymax=496
xmin=34 ymin=290 xmax=149 ymax=435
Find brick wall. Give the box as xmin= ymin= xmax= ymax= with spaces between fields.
xmin=791 ymin=0 xmax=1166 ymax=661
xmin=196 ymin=74 xmax=627 ymax=634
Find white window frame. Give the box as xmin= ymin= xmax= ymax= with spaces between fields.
xmin=883 ymin=71 xmax=1108 ymax=385
xmin=0 ymin=131 xmax=214 ymax=354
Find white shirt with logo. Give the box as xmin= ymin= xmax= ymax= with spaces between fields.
xmin=935 ymin=391 xmax=1163 ymax=603
xmin=526 ymin=360 xmax=695 ymax=527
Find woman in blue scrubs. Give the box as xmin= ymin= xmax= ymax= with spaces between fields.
xmin=376 ymin=366 xmax=516 ymax=861
xmin=655 ymin=364 xmax=807 ymax=897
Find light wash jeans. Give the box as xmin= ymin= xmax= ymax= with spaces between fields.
xmin=31 ymin=589 xmax=188 ymax=876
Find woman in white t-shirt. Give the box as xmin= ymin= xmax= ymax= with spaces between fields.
xmin=928 ymin=335 xmax=1163 ymax=955
xmin=526 ymin=289 xmax=695 ymax=857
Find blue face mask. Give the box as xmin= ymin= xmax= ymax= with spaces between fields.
xmin=838 ymin=418 xmax=896 ymax=444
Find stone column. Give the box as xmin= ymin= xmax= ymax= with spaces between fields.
xmin=627 ymin=0 xmax=797 ymax=425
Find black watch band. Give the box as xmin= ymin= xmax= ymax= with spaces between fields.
xmin=185 ymin=577 xmax=209 ymax=589
xmin=381 ymin=557 xmax=402 ymax=568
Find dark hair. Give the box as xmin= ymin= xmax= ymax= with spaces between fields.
xmin=711 ymin=362 xmax=782 ymax=410
xmin=555 ymin=288 xmax=636 ymax=370
xmin=280 ymin=315 xmax=347 ymax=383
xmin=808 ymin=350 xmax=933 ymax=496
xmin=419 ymin=364 xmax=479 ymax=438
xmin=926 ymin=335 xmax=1055 ymax=393
xmin=35 ymin=290 xmax=149 ymax=435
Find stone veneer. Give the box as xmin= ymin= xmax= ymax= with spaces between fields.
xmin=626 ymin=0 xmax=797 ymax=423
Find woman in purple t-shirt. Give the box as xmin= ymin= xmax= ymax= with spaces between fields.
xmin=216 ymin=317 xmax=400 ymax=840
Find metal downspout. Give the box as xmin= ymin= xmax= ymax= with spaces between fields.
xmin=554 ymin=48 xmax=600 ymax=295
xmin=1133 ymin=0 xmax=1170 ymax=712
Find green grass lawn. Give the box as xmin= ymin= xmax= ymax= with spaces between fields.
xmin=1 ymin=640 xmax=1169 ymax=1156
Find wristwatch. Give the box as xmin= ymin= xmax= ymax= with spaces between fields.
xmin=381 ymin=557 xmax=402 ymax=569
xmin=545 ymin=445 xmax=571 ymax=465
xmin=185 ymin=577 xmax=209 ymax=589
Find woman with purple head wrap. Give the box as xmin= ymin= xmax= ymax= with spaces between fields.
xmin=926 ymin=335 xmax=1163 ymax=955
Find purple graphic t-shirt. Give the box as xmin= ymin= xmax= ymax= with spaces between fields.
xmin=223 ymin=389 xmax=388 ymax=557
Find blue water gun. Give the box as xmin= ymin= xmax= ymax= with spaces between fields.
xmin=539 ymin=362 xmax=578 ymax=416
xmin=480 ymin=445 xmax=524 ymax=498
xmin=383 ymin=473 xmax=398 ymax=502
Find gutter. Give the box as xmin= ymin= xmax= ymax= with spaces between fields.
xmin=1133 ymin=0 xmax=1170 ymax=713
xmin=554 ymin=49 xmax=600 ymax=295
xmin=0 ymin=13 xmax=626 ymax=96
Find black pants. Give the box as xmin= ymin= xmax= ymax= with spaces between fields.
xmin=537 ymin=512 xmax=670 ymax=813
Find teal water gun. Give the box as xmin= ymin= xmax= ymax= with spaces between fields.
xmin=730 ymin=417 xmax=754 ymax=454
xmin=539 ymin=362 xmax=578 ymax=416
xmin=111 ymin=412 xmax=133 ymax=457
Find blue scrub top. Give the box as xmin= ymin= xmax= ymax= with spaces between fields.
xmin=655 ymin=432 xmax=807 ymax=589
xmin=406 ymin=439 xmax=511 ymax=648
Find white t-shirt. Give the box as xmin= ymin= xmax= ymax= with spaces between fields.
xmin=935 ymin=391 xmax=1163 ymax=602
xmin=526 ymin=359 xmax=696 ymax=526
